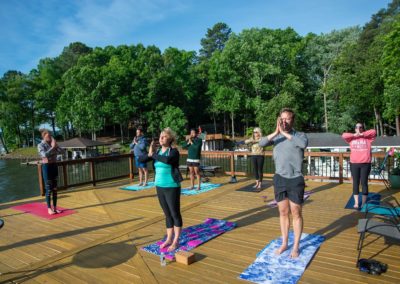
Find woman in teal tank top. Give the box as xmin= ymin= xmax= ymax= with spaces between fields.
xmin=146 ymin=128 xmax=183 ymax=252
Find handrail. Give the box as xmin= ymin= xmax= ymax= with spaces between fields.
xmin=36 ymin=151 xmax=393 ymax=195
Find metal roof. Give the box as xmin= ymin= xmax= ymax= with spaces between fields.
xmin=306 ymin=133 xmax=400 ymax=149
xmin=58 ymin=137 xmax=112 ymax=148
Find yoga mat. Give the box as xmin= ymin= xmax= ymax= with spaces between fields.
xmin=181 ymin=183 xmax=222 ymax=196
xmin=344 ymin=193 xmax=381 ymax=209
xmin=11 ymin=202 xmax=76 ymax=220
xmin=142 ymin=218 xmax=236 ymax=260
xmin=267 ymin=194 xmax=310 ymax=208
xmin=239 ymin=232 xmax=325 ymax=284
xmin=120 ymin=182 xmax=155 ymax=191
xmin=360 ymin=203 xmax=400 ymax=216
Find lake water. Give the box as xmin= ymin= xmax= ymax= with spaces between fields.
xmin=0 ymin=159 xmax=40 ymax=203
xmin=0 ymin=155 xmax=276 ymax=203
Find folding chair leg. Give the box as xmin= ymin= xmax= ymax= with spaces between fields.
xmin=380 ymin=173 xmax=391 ymax=190
xmin=356 ymin=232 xmax=365 ymax=266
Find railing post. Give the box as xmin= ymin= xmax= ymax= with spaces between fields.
xmin=129 ymin=154 xmax=134 ymax=181
xmin=90 ymin=161 xmax=96 ymax=186
xmin=230 ymin=151 xmax=237 ymax=183
xmin=37 ymin=163 xmax=45 ymax=196
xmin=62 ymin=163 xmax=68 ymax=188
xmin=339 ymin=153 xmax=344 ymax=184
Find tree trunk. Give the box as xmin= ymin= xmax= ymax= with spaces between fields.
xmin=32 ymin=117 xmax=36 ymax=147
xmin=51 ymin=115 xmax=56 ymax=135
xmin=231 ymin=112 xmax=235 ymax=140
xmin=223 ymin=113 xmax=226 ymax=134
xmin=396 ymin=114 xmax=400 ymax=136
xmin=323 ymin=73 xmax=329 ymax=132
xmin=374 ymin=106 xmax=380 ymax=136
xmin=71 ymin=123 xmax=75 ymax=137
xmin=17 ymin=126 xmax=22 ymax=147
xmin=92 ymin=131 xmax=96 ymax=141
xmin=213 ymin=114 xmax=217 ymax=134
xmin=113 ymin=125 xmax=116 ymax=137
xmin=120 ymin=123 xmax=124 ymax=144
xmin=0 ymin=127 xmax=9 ymax=153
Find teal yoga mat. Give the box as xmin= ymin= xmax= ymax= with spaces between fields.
xmin=120 ymin=182 xmax=155 ymax=191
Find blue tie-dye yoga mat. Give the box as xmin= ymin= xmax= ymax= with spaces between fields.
xmin=239 ymin=232 xmax=325 ymax=284
xmin=181 ymin=183 xmax=222 ymax=195
xmin=142 ymin=218 xmax=236 ymax=260
xmin=344 ymin=192 xmax=380 ymax=209
xmin=120 ymin=182 xmax=155 ymax=191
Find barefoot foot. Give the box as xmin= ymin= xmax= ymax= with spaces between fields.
xmin=290 ymin=249 xmax=300 ymax=258
xmin=48 ymin=208 xmax=55 ymax=215
xmin=167 ymin=242 xmax=179 ymax=252
xmin=159 ymin=240 xmax=172 ymax=249
xmin=275 ymin=244 xmax=288 ymax=255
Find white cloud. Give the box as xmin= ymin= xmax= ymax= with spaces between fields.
xmin=46 ymin=0 xmax=187 ymax=56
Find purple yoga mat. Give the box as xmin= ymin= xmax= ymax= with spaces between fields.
xmin=142 ymin=218 xmax=236 ymax=260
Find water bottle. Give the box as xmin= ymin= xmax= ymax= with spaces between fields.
xmin=160 ymin=252 xmax=166 ymax=266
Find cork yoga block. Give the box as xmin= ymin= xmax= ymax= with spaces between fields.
xmin=175 ymin=251 xmax=196 ymax=265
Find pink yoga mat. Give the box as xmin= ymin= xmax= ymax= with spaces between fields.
xmin=11 ymin=202 xmax=77 ymax=220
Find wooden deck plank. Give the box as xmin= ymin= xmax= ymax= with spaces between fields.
xmin=0 ymin=177 xmax=399 ymax=283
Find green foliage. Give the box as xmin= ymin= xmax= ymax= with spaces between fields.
xmin=159 ymin=106 xmax=188 ymax=141
xmin=382 ymin=18 xmax=400 ymax=121
xmin=200 ymin=22 xmax=232 ymax=59
xmin=2 ymin=0 xmax=400 ymax=150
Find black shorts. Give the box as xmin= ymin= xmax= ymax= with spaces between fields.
xmin=187 ymin=162 xmax=200 ymax=168
xmin=273 ymin=174 xmax=305 ymax=205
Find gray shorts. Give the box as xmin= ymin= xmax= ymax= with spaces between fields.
xmin=273 ymin=174 xmax=305 ymax=205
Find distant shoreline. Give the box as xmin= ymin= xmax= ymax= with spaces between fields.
xmin=0 ymin=154 xmax=40 ymax=161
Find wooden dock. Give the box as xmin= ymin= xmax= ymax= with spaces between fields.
xmin=0 ymin=176 xmax=399 ymax=283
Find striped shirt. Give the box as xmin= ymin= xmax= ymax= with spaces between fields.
xmin=37 ymin=140 xmax=63 ymax=163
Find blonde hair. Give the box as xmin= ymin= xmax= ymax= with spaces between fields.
xmin=39 ymin=129 xmax=51 ymax=138
xmin=161 ymin=127 xmax=177 ymax=146
xmin=253 ymin=127 xmax=263 ymax=139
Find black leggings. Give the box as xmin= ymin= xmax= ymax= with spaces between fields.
xmin=42 ymin=163 xmax=58 ymax=208
xmin=350 ymin=163 xmax=371 ymax=196
xmin=252 ymin=155 xmax=264 ymax=182
xmin=156 ymin=186 xmax=182 ymax=228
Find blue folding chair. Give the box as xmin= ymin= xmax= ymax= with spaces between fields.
xmin=371 ymin=148 xmax=393 ymax=190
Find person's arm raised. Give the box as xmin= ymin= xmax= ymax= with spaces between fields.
xmin=361 ymin=129 xmax=377 ymax=141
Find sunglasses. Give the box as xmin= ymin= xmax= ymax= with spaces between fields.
xmin=355 ymin=126 xmax=364 ymax=129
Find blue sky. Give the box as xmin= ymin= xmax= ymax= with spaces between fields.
xmin=0 ymin=0 xmax=392 ymax=75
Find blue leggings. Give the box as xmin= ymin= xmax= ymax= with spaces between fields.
xmin=42 ymin=163 xmax=59 ymax=208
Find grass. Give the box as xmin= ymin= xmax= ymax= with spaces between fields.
xmin=4 ymin=147 xmax=39 ymax=159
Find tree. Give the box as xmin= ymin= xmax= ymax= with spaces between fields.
xmin=0 ymin=71 xmax=30 ymax=148
xmin=36 ymin=42 xmax=91 ymax=135
xmin=159 ymin=106 xmax=188 ymax=140
xmin=200 ymin=22 xmax=232 ymax=59
xmin=382 ymin=18 xmax=400 ymax=135
xmin=208 ymin=27 xmax=306 ymax=136
xmin=303 ymin=27 xmax=361 ymax=132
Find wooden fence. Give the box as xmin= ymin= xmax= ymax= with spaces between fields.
xmin=37 ymin=151 xmax=394 ymax=195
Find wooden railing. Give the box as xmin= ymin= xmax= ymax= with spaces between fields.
xmin=37 ymin=151 xmax=394 ymax=195
xmin=37 ymin=154 xmax=135 ymax=196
